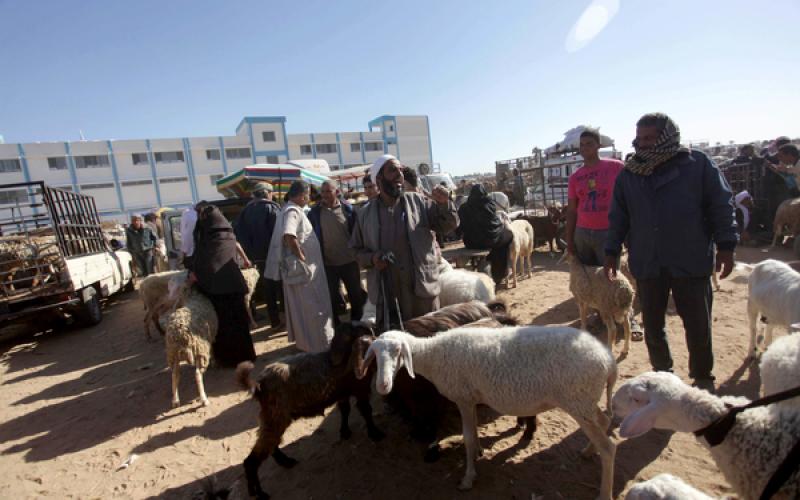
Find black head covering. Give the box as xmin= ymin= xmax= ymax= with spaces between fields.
xmin=457 ymin=184 xmax=504 ymax=248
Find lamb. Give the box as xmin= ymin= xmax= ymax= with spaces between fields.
xmin=563 ymin=252 xmax=635 ymax=355
xmin=163 ymin=279 xmax=218 ymax=408
xmin=140 ymin=267 xmax=261 ymax=339
xmin=613 ymin=371 xmax=800 ymax=500
xmin=759 ymin=333 xmax=800 ymax=409
xmin=386 ymin=300 xmax=527 ymax=461
xmin=625 ymin=473 xmax=714 ymax=500
xmin=360 ymin=325 xmax=617 ymax=497
xmin=437 ymin=259 xmax=495 ymax=306
xmin=507 ymin=219 xmax=534 ymax=288
xmin=771 ymin=197 xmax=800 ymax=247
xmin=746 ymin=259 xmax=800 ymax=357
xmin=236 ymin=322 xmax=385 ymax=500
xmin=514 ymin=205 xmax=565 ymax=255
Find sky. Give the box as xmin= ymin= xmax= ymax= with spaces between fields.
xmin=2 ymin=0 xmax=799 ymax=176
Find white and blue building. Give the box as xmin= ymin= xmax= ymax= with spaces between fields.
xmin=0 ymin=114 xmax=433 ymax=221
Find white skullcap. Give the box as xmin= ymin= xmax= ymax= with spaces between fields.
xmin=734 ymin=191 xmax=751 ymax=204
xmin=369 ymin=154 xmax=397 ymax=184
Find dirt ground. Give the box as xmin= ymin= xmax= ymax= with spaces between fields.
xmin=0 ymin=244 xmax=796 ymax=500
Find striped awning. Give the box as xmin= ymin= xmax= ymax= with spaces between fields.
xmin=216 ymin=164 xmax=330 ymax=198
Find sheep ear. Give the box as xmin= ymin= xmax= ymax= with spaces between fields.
xmin=619 ymin=401 xmax=662 ymax=438
xmin=357 ymin=343 xmax=376 ymax=380
xmin=400 ymin=340 xmax=415 ymax=379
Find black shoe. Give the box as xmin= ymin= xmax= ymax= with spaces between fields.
xmin=692 ymin=378 xmax=715 ymax=394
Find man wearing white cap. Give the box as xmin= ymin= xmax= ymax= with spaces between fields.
xmin=350 ymin=155 xmax=458 ymax=327
xmin=733 ymin=190 xmax=754 ymax=242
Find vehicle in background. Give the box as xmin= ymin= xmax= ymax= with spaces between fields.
xmin=0 ymin=182 xmax=134 ymax=328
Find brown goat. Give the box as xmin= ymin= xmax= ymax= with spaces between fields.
xmin=236 ymin=322 xmax=384 ymax=500
xmin=388 ymin=300 xmax=536 ymax=462
xmin=515 ymin=210 xmax=565 ymax=255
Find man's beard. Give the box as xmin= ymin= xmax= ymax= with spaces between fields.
xmin=381 ymin=178 xmax=404 ymax=198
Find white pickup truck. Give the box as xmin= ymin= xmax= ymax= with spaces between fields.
xmin=0 ymin=182 xmax=134 ymax=327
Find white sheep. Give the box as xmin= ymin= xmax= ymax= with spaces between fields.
xmin=507 ymin=219 xmax=534 ymax=288
xmin=746 ymin=259 xmax=800 ymax=357
xmin=760 ymin=333 xmax=800 ymax=410
xmin=625 ymin=473 xmax=715 ymax=500
xmin=140 ymin=268 xmax=261 ymax=339
xmin=564 ymin=252 xmax=635 ymax=356
xmin=437 ymin=259 xmax=495 ymax=306
xmin=771 ymin=197 xmax=800 ymax=247
xmin=163 ymin=280 xmax=218 ymax=408
xmin=613 ymin=371 xmax=800 ymax=500
xmin=360 ymin=325 xmax=617 ymax=498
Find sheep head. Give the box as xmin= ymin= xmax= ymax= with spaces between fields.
xmin=358 ymin=331 xmax=414 ymax=395
xmin=329 ymin=322 xmax=375 ymax=377
xmin=612 ymin=372 xmax=707 ymax=438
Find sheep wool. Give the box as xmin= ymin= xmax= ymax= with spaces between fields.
xmin=625 ymin=473 xmax=714 ymax=500
xmin=760 ymin=333 xmax=800 ymax=410
xmin=507 ymin=219 xmax=534 ymax=288
xmin=747 ymin=259 xmax=800 ymax=356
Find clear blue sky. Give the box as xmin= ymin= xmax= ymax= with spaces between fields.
xmin=2 ymin=0 xmax=798 ymax=175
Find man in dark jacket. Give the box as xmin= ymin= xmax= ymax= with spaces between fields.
xmin=458 ymin=184 xmax=513 ymax=285
xmin=603 ymin=113 xmax=738 ymax=393
xmin=308 ymin=180 xmax=364 ymax=324
xmin=125 ymin=215 xmax=157 ymax=277
xmin=234 ymin=182 xmax=282 ymax=327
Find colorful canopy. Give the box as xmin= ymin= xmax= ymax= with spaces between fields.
xmin=215 ymin=164 xmax=331 ymax=198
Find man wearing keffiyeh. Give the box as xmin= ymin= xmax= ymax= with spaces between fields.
xmin=603 ymin=113 xmax=738 ymax=394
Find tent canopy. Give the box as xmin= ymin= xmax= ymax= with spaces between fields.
xmin=216 ymin=164 xmax=330 ymax=199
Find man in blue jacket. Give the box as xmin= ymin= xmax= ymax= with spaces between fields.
xmin=603 ymin=113 xmax=738 ymax=393
xmin=309 ymin=180 xmax=365 ymax=325
xmin=234 ymin=182 xmax=282 ymax=327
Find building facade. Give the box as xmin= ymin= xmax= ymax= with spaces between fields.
xmin=0 ymin=114 xmax=432 ymax=220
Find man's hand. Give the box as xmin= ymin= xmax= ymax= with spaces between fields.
xmin=603 ymin=255 xmax=617 ymax=282
xmin=431 ymin=186 xmax=450 ymax=205
xmin=716 ymin=250 xmax=735 ymax=279
xmin=242 ymin=256 xmax=252 ymax=268
xmin=372 ymin=252 xmax=388 ymax=271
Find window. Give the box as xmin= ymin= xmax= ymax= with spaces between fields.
xmin=262 ymin=131 xmax=276 ymax=142
xmin=350 ymin=143 xmax=361 ymax=153
xmin=266 ymin=155 xmax=279 ymax=164
xmin=48 ymin=157 xmax=68 ymax=170
xmin=0 ymin=189 xmax=27 ymax=204
xmin=74 ymin=155 xmax=110 ymax=169
xmin=132 ymin=153 xmax=149 ymax=165
xmin=210 ymin=174 xmax=224 ymax=184
xmin=225 ymin=148 xmax=251 ymax=160
xmin=316 ymin=144 xmax=337 ymax=154
xmin=154 ymin=151 xmax=184 ymax=163
xmin=206 ymin=149 xmax=220 ymax=161
xmin=159 ymin=177 xmax=188 ymax=184
xmin=121 ymin=180 xmax=152 ymax=187
xmin=0 ymin=159 xmax=22 ymax=173
xmin=81 ymin=183 xmax=115 ymax=190
xmin=389 ymin=124 xmax=394 ymax=132
xmin=365 ymin=142 xmax=383 ymax=152
xmin=300 ymin=145 xmax=313 ymax=155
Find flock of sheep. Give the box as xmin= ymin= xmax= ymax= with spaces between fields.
xmin=137 ymin=246 xmax=800 ymax=499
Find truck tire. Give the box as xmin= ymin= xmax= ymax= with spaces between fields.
xmin=75 ymin=293 xmax=102 ymax=326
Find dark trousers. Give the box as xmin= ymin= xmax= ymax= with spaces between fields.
xmin=255 ymin=261 xmax=282 ymax=326
xmin=325 ymin=261 xmax=366 ymax=325
xmin=132 ymin=250 xmax=154 ymax=277
xmin=487 ymin=228 xmax=514 ymax=285
xmin=638 ymin=270 xmax=714 ymax=380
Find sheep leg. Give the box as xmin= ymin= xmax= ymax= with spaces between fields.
xmin=194 ymin=367 xmax=209 ymax=407
xmin=573 ymin=408 xmax=615 ymax=500
xmin=171 ymin=361 xmax=181 ymax=408
xmin=456 ymin=402 xmax=479 ymax=491
xmin=244 ymin=419 xmax=290 ymax=498
xmin=355 ymin=397 xmax=385 ymax=442
xmin=603 ymin=315 xmax=616 ymax=350
xmin=271 ymin=447 xmax=298 ymax=468
xmin=621 ymin=314 xmax=632 ymax=356
xmin=577 ymin=302 xmax=589 ymax=331
xmin=764 ymin=323 xmax=774 ymax=351
xmin=337 ymin=399 xmax=352 ymax=440
xmin=747 ymin=299 xmax=760 ymax=357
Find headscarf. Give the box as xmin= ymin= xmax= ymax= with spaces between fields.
xmin=624 ymin=113 xmax=689 ymax=176
xmin=734 ymin=191 xmax=752 ymax=231
xmin=457 ymin=184 xmax=504 ymax=249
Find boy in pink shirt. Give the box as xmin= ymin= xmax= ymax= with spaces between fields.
xmin=566 ymin=128 xmax=623 ymax=265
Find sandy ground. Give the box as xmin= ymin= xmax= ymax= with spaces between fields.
xmin=0 ymin=244 xmax=796 ymax=500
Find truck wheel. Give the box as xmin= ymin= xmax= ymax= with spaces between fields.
xmin=75 ymin=293 xmax=102 ymax=326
